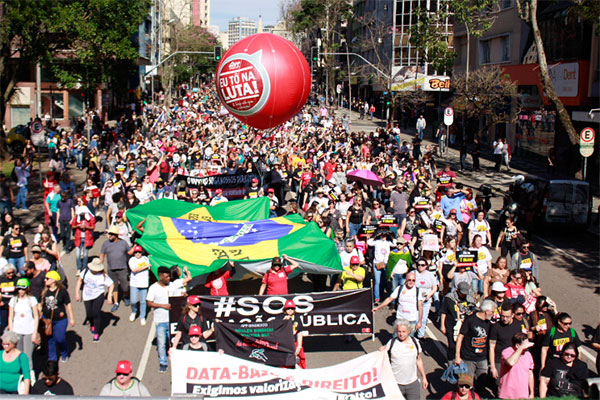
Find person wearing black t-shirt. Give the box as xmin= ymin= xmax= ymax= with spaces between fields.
xmin=540 ymin=312 xmax=582 ymax=370
xmin=439 ymin=282 xmax=476 ymax=360
xmin=283 ymin=299 xmax=307 ymax=369
xmin=489 ymin=303 xmax=524 ymax=392
xmin=0 ymin=222 xmax=28 ymax=275
xmin=31 ymin=360 xmax=74 ymax=395
xmin=454 ymin=299 xmax=496 ymax=395
xmin=170 ymin=296 xmax=211 ymax=351
xmin=245 ymin=178 xmax=262 ymax=199
xmin=540 ymin=342 xmax=588 ymax=398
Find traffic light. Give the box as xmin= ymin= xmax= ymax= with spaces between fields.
xmin=311 ymin=46 xmax=318 ymax=63
xmin=214 ymin=46 xmax=222 ymax=61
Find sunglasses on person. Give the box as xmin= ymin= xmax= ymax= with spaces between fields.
xmin=459 ymin=384 xmax=472 ymax=389
xmin=514 ymin=312 xmax=524 ymax=316
xmin=560 ymin=320 xmax=572 ymax=326
xmin=562 ymin=352 xmax=577 ymax=358
xmin=405 ymin=278 xmax=416 ymax=282
xmin=116 ymin=373 xmax=130 ymax=377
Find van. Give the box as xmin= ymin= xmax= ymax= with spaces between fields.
xmin=540 ymin=180 xmax=591 ymax=225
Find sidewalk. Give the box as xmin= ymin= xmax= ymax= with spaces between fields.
xmin=333 ymin=107 xmax=600 ymax=237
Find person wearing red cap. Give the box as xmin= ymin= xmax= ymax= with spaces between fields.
xmin=333 ymin=255 xmax=366 ymax=291
xmin=209 ymin=188 xmax=228 ymax=206
xmin=170 ymin=295 xmax=213 ymax=351
xmin=266 ymin=188 xmax=279 ymax=217
xmin=128 ymin=245 xmax=150 ymax=325
xmin=283 ymin=300 xmax=307 ymax=368
xmin=258 ymin=254 xmax=299 ymax=295
xmin=182 ymin=325 xmax=213 ymax=351
xmin=99 ymin=360 xmax=150 ymax=396
xmin=245 ymin=178 xmax=263 ymax=199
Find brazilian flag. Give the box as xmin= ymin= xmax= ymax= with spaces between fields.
xmin=386 ymin=248 xmax=413 ymax=280
xmin=137 ymin=214 xmax=343 ymax=279
xmin=126 ymin=197 xmax=270 ymax=233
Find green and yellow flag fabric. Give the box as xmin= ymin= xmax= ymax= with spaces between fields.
xmin=137 ymin=214 xmax=343 ymax=278
xmin=126 ymin=197 xmax=270 ymax=233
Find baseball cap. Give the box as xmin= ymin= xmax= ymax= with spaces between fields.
xmin=350 ymin=255 xmax=360 ymax=265
xmin=457 ymin=374 xmax=473 ymax=387
xmin=251 ymin=178 xmax=259 ymax=183
xmin=16 ymin=278 xmax=30 ymax=289
xmin=115 ymin=360 xmax=132 ymax=374
xmin=284 ymin=299 xmax=296 ymax=309
xmin=267 ymin=188 xmax=274 ymax=193
xmin=215 ymin=189 xmax=223 ymax=194
xmin=187 ymin=295 xmax=201 ymax=305
xmin=271 ymin=256 xmax=282 ymax=266
xmin=449 ymin=209 xmax=458 ymax=214
xmin=457 ymin=281 xmax=470 ymax=295
xmin=491 ymin=282 xmax=508 ymax=292
xmin=45 ymin=270 xmax=61 ymax=282
xmin=188 ymin=325 xmax=202 ymax=336
xmin=133 ymin=245 xmax=143 ymax=253
xmin=116 ymin=210 xmax=124 ymax=218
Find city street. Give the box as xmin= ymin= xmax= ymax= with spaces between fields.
xmin=12 ymin=113 xmax=595 ymax=398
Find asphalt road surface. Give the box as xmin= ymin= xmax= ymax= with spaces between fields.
xmin=17 ymin=120 xmax=599 ymax=398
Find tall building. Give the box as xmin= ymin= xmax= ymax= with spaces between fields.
xmin=193 ymin=0 xmax=210 ymax=27
xmin=228 ymin=17 xmax=257 ymax=47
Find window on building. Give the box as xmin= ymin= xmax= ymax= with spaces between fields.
xmin=41 ymin=93 xmax=64 ymax=120
xmin=480 ymin=40 xmax=490 ymax=64
xmin=68 ymin=92 xmax=84 ymax=120
xmin=500 ymin=35 xmax=511 ymax=62
xmin=10 ymin=106 xmax=30 ymax=128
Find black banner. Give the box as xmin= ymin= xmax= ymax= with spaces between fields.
xmin=199 ymin=289 xmax=374 ymax=335
xmin=177 ymin=172 xmax=259 ymax=199
xmin=457 ymin=249 xmax=477 ymax=269
xmin=169 ymin=296 xmax=188 ymax=335
xmin=216 ymin=320 xmax=295 ymax=367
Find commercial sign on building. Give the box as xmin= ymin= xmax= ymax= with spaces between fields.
xmin=548 ymin=62 xmax=579 ymax=97
xmin=391 ymin=66 xmax=450 ymax=92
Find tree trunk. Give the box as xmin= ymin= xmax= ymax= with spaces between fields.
xmin=530 ymin=0 xmax=578 ymax=145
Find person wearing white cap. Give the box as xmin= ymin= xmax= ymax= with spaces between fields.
xmin=75 ymin=258 xmax=114 ymax=343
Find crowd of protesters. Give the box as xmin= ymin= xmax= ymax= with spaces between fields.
xmin=0 ymin=82 xmax=598 ymax=398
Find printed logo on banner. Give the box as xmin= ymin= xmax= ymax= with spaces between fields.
xmin=217 ymin=51 xmax=271 ymax=116
xmin=250 ymin=348 xmax=268 ymax=362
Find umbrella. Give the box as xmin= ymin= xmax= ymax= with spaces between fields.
xmin=346 ymin=169 xmax=384 ymax=187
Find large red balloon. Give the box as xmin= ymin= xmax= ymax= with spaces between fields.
xmin=215 ymin=33 xmax=311 ymax=130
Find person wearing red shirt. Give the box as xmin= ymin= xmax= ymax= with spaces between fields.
xmin=440 ymin=374 xmax=481 ymax=400
xmin=258 ymin=255 xmax=299 ymax=295
xmin=505 ymin=270 xmax=526 ymax=303
xmin=205 ymin=263 xmax=234 ymax=296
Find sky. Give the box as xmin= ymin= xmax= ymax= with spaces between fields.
xmin=211 ymin=0 xmax=283 ymax=32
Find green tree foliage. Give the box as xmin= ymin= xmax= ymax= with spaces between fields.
xmin=0 ymin=0 xmax=150 ymax=133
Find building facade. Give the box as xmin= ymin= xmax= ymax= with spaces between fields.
xmin=228 ymin=17 xmax=257 ymax=48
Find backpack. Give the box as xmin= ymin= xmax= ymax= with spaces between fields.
xmin=394 ymin=284 xmax=420 ymax=313
xmin=387 ymin=335 xmax=420 ymax=360
xmin=549 ymin=326 xmax=575 ymax=342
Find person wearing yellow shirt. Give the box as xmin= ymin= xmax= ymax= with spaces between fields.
xmin=333 ymin=256 xmax=365 ymax=291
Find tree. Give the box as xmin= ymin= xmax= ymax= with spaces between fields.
xmin=452 ymin=66 xmax=519 ymax=139
xmin=288 ymin=0 xmax=352 ymax=103
xmin=0 ymin=0 xmax=150 ymax=136
xmin=515 ymin=0 xmax=599 ymax=145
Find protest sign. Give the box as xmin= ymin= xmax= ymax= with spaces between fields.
xmin=457 ymin=249 xmax=477 ymax=269
xmin=421 ymin=234 xmax=440 ymax=252
xmin=198 ymin=289 xmax=373 ymax=335
xmin=216 ymin=320 xmax=295 ymax=367
xmin=171 ymin=349 xmax=404 ymax=399
xmin=177 ymin=172 xmax=259 ymax=199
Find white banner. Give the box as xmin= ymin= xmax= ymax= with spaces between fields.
xmin=391 ymin=66 xmax=451 ymax=92
xmin=171 ymin=350 xmax=404 ymax=399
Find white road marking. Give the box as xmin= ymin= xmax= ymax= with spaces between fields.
xmin=533 ymin=234 xmax=599 ymax=269
xmin=579 ymin=345 xmax=598 ymax=365
xmin=425 ymin=323 xmax=448 ymax=360
xmin=136 ymin=322 xmax=156 ymax=380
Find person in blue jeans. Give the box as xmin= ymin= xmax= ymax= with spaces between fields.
xmin=128 ymin=245 xmax=149 ymax=326
xmin=41 ymin=271 xmax=75 ymax=362
xmin=13 ymin=158 xmax=31 ymax=211
xmin=146 ymin=266 xmax=171 ymax=373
